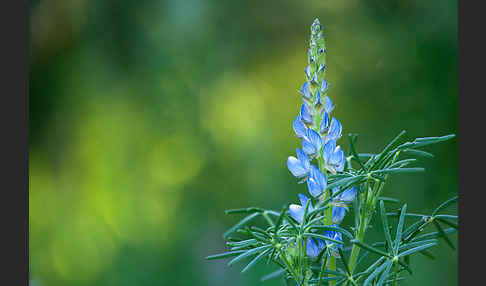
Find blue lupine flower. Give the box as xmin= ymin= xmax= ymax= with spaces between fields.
xmin=300 ymin=102 xmax=313 ymax=124
xmin=319 ymin=111 xmax=330 ymax=134
xmin=322 ymin=139 xmax=346 ymax=173
xmin=324 ymin=96 xmax=334 ymax=114
xmin=293 ymin=116 xmax=307 ymax=138
xmin=324 ymin=224 xmax=343 ymax=257
xmin=307 ymin=165 xmax=327 ymax=197
xmin=287 ymin=148 xmax=311 ymax=178
xmin=331 ymin=187 xmax=358 ymax=224
xmin=320 ymin=79 xmax=329 ymax=93
xmin=317 ymin=64 xmax=326 ymax=74
xmin=311 ymin=74 xmax=319 ymax=86
xmin=289 ymin=193 xmax=314 ymax=223
xmin=302 ymin=129 xmax=323 ymax=156
xmin=325 ymin=117 xmax=342 ymax=142
xmin=306 ymin=237 xmax=326 ymax=258
xmin=300 ymin=81 xmax=312 ymax=100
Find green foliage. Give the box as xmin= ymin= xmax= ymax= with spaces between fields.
xmin=207 ymin=130 xmax=457 ymax=285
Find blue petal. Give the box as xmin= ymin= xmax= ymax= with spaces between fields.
xmin=293 ymin=116 xmax=307 ymax=138
xmin=321 ymin=79 xmax=329 ymax=93
xmin=307 ymin=165 xmax=327 ymax=197
xmin=287 ymin=156 xmax=307 ymax=178
xmin=319 ymin=112 xmax=330 ymax=134
xmin=311 ymin=74 xmax=319 ymax=85
xmin=330 ymin=147 xmax=345 ymax=172
xmin=324 ymin=225 xmax=343 ymax=246
xmin=307 ymin=178 xmax=321 ymax=198
xmin=289 ymin=204 xmax=304 ymax=224
xmin=296 ymin=148 xmax=310 ymax=171
xmin=300 ymin=103 xmax=313 ymax=124
xmin=332 ymin=206 xmax=347 ymax=224
xmin=327 ymin=118 xmax=342 ymax=141
xmin=324 ymin=96 xmax=334 ymax=113
xmin=298 ymin=193 xmax=314 ymax=212
xmin=302 ymin=137 xmax=317 ymax=156
xmin=306 ymin=129 xmax=323 ymax=151
xmin=305 ymin=66 xmax=312 ymax=79
xmin=300 ymin=82 xmax=312 ymax=100
xmin=322 ymin=139 xmax=337 ymax=163
xmin=318 ymin=64 xmax=326 ymax=74
xmin=337 ymin=187 xmax=357 ymax=203
xmin=314 ymin=90 xmax=322 ymax=107
xmin=306 ymin=237 xmax=323 ymax=257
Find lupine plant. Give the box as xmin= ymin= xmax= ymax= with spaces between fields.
xmin=206 ymin=19 xmax=457 ymax=286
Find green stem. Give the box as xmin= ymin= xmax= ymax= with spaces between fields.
xmin=347 ymin=214 xmax=367 ymax=275
xmin=278 ymin=248 xmax=300 ymax=283
xmin=393 ymin=260 xmax=398 ymax=286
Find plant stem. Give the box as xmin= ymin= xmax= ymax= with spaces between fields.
xmin=393 ymin=260 xmax=398 ymax=286
xmin=347 ymin=214 xmax=367 ymax=275
xmin=278 ymin=248 xmax=300 ymax=283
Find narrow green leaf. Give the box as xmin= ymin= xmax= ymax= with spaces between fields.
xmin=410 ymin=227 xmax=456 ymax=242
xmin=317 ymin=247 xmax=329 ymax=286
xmin=364 ymin=260 xmax=392 ymax=286
xmin=403 ymin=219 xmax=427 ymax=242
xmin=394 ymin=204 xmax=407 ymax=255
xmin=206 ymin=250 xmax=246 ymax=260
xmin=398 ymin=239 xmax=437 ymax=253
xmin=228 ymin=245 xmax=271 ymax=266
xmin=309 ymin=225 xmax=354 ymax=240
xmin=436 ymin=218 xmax=458 ymax=229
xmin=307 ymin=233 xmax=344 ymax=245
xmin=261 ymin=269 xmax=285 ymax=282
xmin=388 ymin=158 xmax=417 ymax=168
xmin=402 ymin=149 xmax=434 ymax=158
xmin=435 ymin=214 xmax=458 ymax=220
xmin=432 ymin=196 xmax=458 ymax=216
xmin=379 ymin=200 xmax=394 ymax=252
xmin=241 ymin=248 xmax=272 ymax=273
xmin=378 ymin=197 xmax=401 ymax=204
xmin=398 ymin=243 xmax=436 ymax=257
xmin=418 ymin=249 xmax=436 ymax=260
xmin=376 ymin=260 xmax=393 ymax=286
xmin=350 ymin=239 xmax=391 ymax=258
xmin=371 ymin=130 xmax=407 ymax=170
xmin=348 ymin=134 xmax=366 ymax=170
xmin=371 ymin=167 xmax=424 ymax=175
xmin=225 ymin=207 xmax=264 ymax=214
xmin=223 ymin=212 xmax=260 ymax=238
xmin=326 ymin=175 xmax=366 ymax=192
xmin=433 ymin=220 xmax=455 ymax=250
xmin=337 ymin=248 xmax=352 ymax=276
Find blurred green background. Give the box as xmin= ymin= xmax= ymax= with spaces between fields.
xmin=29 ymin=0 xmax=457 ymax=285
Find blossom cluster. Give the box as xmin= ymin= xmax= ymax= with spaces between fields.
xmin=286 ymin=18 xmax=357 ymax=258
